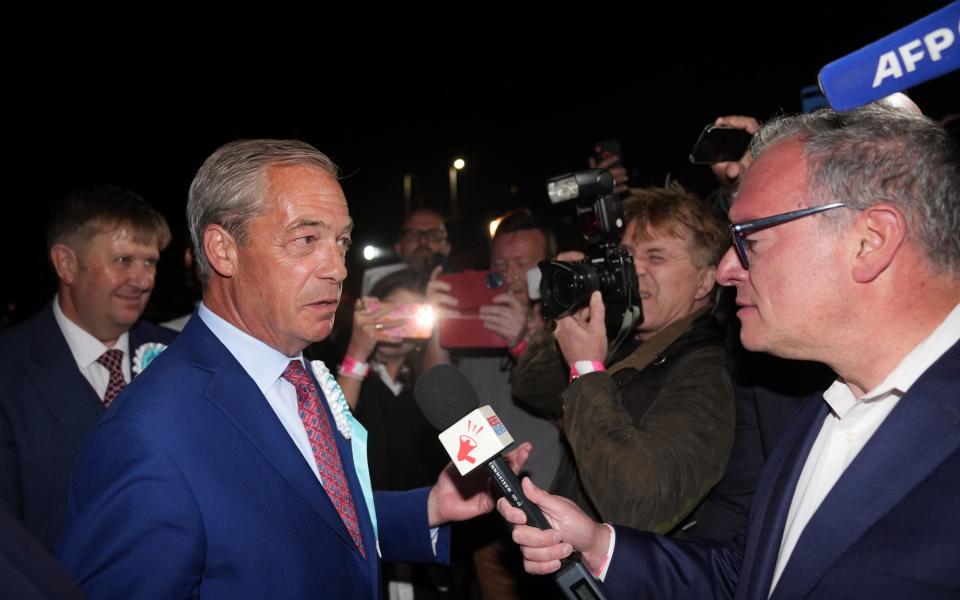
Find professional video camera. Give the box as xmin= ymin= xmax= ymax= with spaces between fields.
xmin=539 ymin=169 xmax=641 ymax=357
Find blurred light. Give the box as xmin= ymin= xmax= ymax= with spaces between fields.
xmin=453 ymin=158 xmax=466 ymax=170
xmin=415 ymin=305 xmax=435 ymax=329
xmin=362 ymin=245 xmax=382 ymax=261
xmin=488 ymin=216 xmax=504 ymax=239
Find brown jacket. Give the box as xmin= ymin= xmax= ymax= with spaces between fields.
xmin=512 ymin=310 xmax=735 ymax=533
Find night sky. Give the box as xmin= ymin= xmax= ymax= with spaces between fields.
xmin=2 ymin=5 xmax=957 ymax=325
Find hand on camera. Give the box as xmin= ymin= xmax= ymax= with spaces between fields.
xmin=555 ymin=291 xmax=607 ymax=364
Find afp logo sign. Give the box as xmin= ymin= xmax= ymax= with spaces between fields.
xmin=819 ymin=2 xmax=960 ymax=111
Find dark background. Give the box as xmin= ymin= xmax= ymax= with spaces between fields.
xmin=2 ymin=5 xmax=957 ymax=326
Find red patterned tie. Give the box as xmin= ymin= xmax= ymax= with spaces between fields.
xmin=96 ymin=348 xmax=126 ymax=407
xmin=282 ymin=360 xmax=365 ymax=557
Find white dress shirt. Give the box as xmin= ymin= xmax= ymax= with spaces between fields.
xmin=53 ymin=296 xmax=131 ymax=401
xmin=197 ymin=303 xmax=325 ymax=484
xmin=770 ymin=302 xmax=960 ymax=594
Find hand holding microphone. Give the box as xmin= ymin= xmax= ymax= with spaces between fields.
xmin=415 ymin=365 xmax=610 ymax=600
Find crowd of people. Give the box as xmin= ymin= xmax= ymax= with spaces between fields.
xmin=1 ymin=95 xmax=958 ymax=600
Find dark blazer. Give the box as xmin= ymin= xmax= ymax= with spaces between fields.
xmin=0 ymin=500 xmax=84 ymax=600
xmin=603 ymin=339 xmax=960 ymax=599
xmin=57 ymin=315 xmax=449 ymax=599
xmin=0 ymin=303 xmax=176 ymax=550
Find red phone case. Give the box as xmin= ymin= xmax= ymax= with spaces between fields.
xmin=436 ymin=270 xmax=508 ymax=348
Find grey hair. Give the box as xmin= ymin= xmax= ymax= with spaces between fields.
xmin=187 ymin=139 xmax=339 ymax=284
xmin=750 ymin=104 xmax=960 ymax=274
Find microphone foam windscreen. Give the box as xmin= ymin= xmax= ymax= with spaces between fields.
xmin=414 ymin=364 xmax=480 ymax=431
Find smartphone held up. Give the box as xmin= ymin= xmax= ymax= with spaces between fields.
xmin=363 ymin=301 xmax=436 ymax=340
xmin=688 ymin=124 xmax=753 ymax=164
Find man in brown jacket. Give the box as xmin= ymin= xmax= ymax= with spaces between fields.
xmin=513 ymin=184 xmax=735 ymax=536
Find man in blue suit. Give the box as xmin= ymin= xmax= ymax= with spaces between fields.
xmin=498 ymin=103 xmax=960 ymax=598
xmin=57 ymin=140 xmax=510 ymax=599
xmin=0 ymin=185 xmax=176 ymax=551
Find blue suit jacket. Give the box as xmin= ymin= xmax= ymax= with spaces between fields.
xmin=0 ymin=303 xmax=176 ymax=550
xmin=604 ymin=339 xmax=960 ymax=599
xmin=57 ymin=315 xmax=450 ymax=599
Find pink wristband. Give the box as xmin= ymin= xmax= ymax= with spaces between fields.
xmin=509 ymin=338 xmax=529 ymax=358
xmin=569 ymin=360 xmax=605 ymax=382
xmin=338 ymin=355 xmax=370 ymax=379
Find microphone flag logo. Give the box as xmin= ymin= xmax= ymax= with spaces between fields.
xmin=438 ymin=406 xmax=515 ymax=475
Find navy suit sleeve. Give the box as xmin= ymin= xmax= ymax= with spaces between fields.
xmin=604 ymin=526 xmax=743 ymax=600
xmin=374 ymin=487 xmax=451 ymax=564
xmin=57 ymin=417 xmax=205 ymax=599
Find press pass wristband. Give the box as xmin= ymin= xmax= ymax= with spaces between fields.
xmin=338 ymin=355 xmax=370 ymax=379
xmin=508 ymin=338 xmax=529 ymax=359
xmin=569 ymin=360 xmax=605 ymax=382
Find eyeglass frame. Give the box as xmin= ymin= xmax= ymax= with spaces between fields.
xmin=399 ymin=228 xmax=448 ymax=244
xmin=729 ymin=202 xmax=849 ymax=269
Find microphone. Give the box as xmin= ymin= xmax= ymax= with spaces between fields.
xmin=415 ymin=364 xmax=609 ymax=600
xmin=818 ymin=2 xmax=960 ymax=111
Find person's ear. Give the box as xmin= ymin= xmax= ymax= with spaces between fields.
xmin=203 ymin=225 xmax=240 ymax=278
xmin=850 ymin=203 xmax=907 ymax=283
xmin=49 ymin=244 xmax=79 ymax=285
xmin=694 ymin=266 xmax=717 ymax=301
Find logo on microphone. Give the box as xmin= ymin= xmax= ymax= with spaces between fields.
xmin=438 ymin=405 xmax=515 ymax=475
xmin=456 ymin=420 xmax=484 ymax=463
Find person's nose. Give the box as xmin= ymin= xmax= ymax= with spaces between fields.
xmin=716 ymin=246 xmax=747 ymax=287
xmin=319 ymin=241 xmax=348 ymax=283
xmin=127 ymin=259 xmax=155 ymax=290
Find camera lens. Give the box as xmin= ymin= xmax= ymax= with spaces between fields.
xmin=539 ymin=260 xmax=600 ymax=319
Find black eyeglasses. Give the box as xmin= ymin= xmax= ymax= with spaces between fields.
xmin=729 ymin=202 xmax=849 ymax=268
xmin=400 ymin=228 xmax=447 ymax=244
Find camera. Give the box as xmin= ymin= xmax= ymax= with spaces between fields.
xmin=539 ymin=169 xmax=641 ymax=341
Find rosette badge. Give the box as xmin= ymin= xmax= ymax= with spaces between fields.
xmin=132 ymin=342 xmax=168 ymax=376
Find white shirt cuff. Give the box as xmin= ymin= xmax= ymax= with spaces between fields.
xmin=596 ymin=523 xmax=616 ymax=581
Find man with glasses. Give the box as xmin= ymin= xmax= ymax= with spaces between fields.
xmin=498 ymin=103 xmax=960 ymax=598
xmin=394 ymin=209 xmax=451 ymax=274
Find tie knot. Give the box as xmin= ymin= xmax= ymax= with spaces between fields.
xmin=97 ymin=348 xmax=124 ymax=371
xmin=282 ymin=359 xmax=309 ymax=386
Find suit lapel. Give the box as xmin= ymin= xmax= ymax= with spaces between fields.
xmin=737 ymin=396 xmax=826 ymax=600
xmin=24 ymin=306 xmax=102 ymax=450
xmin=183 ymin=319 xmax=360 ymax=554
xmin=771 ymin=341 xmax=960 ymax=599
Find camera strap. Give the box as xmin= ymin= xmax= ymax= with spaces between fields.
xmin=604 ymin=305 xmax=643 ymax=365
xmin=607 ymin=307 xmax=711 ymax=373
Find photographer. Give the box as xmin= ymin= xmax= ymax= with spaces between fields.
xmin=513 ymin=184 xmax=735 ymax=535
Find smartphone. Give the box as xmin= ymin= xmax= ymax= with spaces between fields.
xmin=436 ymin=270 xmax=508 ymax=348
xmin=364 ymin=301 xmax=436 ymax=339
xmin=688 ymin=125 xmax=753 ymax=164
xmin=593 ymin=140 xmax=623 ymax=168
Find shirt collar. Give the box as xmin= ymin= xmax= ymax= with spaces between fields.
xmin=824 ymin=302 xmax=960 ymax=418
xmin=197 ymin=303 xmax=304 ymax=396
xmin=53 ymin=294 xmax=130 ymax=368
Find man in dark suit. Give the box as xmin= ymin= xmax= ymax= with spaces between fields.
xmin=57 ymin=140 xmax=513 ymax=599
xmin=498 ymin=103 xmax=960 ymax=598
xmin=0 ymin=185 xmax=176 ymax=550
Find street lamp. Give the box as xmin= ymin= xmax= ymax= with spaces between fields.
xmin=449 ymin=157 xmax=465 ymax=221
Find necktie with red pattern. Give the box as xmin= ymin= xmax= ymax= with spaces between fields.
xmin=282 ymin=360 xmax=365 ymax=557
xmin=96 ymin=348 xmax=126 ymax=407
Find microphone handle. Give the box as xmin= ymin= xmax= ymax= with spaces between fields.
xmin=484 ymin=456 xmax=551 ymax=530
xmin=484 ymin=455 xmax=610 ymax=600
